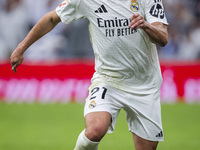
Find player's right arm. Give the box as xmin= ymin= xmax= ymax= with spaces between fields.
xmin=10 ymin=10 xmax=61 ymax=73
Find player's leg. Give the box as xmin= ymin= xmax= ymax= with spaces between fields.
xmin=123 ymin=89 xmax=163 ymax=150
xmin=74 ymin=83 xmax=121 ymax=150
xmin=74 ymin=111 xmax=111 ymax=150
xmin=132 ymin=133 xmax=158 ymax=150
xmin=85 ymin=111 xmax=111 ymax=141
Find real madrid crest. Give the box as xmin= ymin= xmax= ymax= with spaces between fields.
xmin=130 ymin=0 xmax=139 ymax=12
xmin=89 ymin=100 xmax=96 ymax=109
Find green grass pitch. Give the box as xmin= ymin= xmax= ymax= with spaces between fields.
xmin=0 ymin=102 xmax=200 ymax=150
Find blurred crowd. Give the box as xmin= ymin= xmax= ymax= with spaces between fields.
xmin=0 ymin=0 xmax=93 ymax=60
xmin=0 ymin=0 xmax=200 ymax=61
xmin=160 ymin=0 xmax=200 ymax=60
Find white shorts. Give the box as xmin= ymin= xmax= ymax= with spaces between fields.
xmin=84 ymin=82 xmax=164 ymax=141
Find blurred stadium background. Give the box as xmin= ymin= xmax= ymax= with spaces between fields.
xmin=0 ymin=0 xmax=200 ymax=150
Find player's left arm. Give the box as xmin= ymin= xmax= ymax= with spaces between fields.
xmin=129 ymin=13 xmax=168 ymax=47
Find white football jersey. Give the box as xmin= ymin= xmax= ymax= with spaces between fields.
xmin=56 ymin=0 xmax=168 ymax=94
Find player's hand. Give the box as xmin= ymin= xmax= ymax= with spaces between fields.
xmin=10 ymin=48 xmax=24 ymax=73
xmin=129 ymin=13 xmax=148 ymax=30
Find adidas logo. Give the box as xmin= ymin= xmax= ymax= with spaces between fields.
xmin=156 ymin=131 xmax=163 ymax=138
xmin=95 ymin=5 xmax=108 ymax=13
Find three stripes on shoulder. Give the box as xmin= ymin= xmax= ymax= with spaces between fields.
xmin=95 ymin=5 xmax=108 ymax=13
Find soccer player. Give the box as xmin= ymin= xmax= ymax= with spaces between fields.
xmin=10 ymin=0 xmax=168 ymax=149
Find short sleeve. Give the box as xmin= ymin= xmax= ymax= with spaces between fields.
xmin=144 ymin=0 xmax=168 ymax=25
xmin=56 ymin=0 xmax=84 ymax=24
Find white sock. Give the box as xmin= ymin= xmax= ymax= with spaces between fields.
xmin=74 ymin=129 xmax=100 ymax=150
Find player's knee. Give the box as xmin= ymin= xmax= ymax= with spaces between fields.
xmin=85 ymin=125 xmax=106 ymax=142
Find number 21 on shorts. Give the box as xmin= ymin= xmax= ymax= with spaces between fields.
xmin=89 ymin=87 xmax=108 ymax=100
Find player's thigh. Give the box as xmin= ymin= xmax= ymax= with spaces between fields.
xmin=84 ymin=83 xmax=122 ymax=134
xmin=124 ymin=89 xmax=163 ymax=142
xmin=132 ymin=133 xmax=158 ymax=150
xmin=85 ymin=111 xmax=111 ymax=141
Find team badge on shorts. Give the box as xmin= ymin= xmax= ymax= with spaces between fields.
xmin=89 ymin=100 xmax=97 ymax=109
xmin=130 ymin=0 xmax=139 ymax=12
